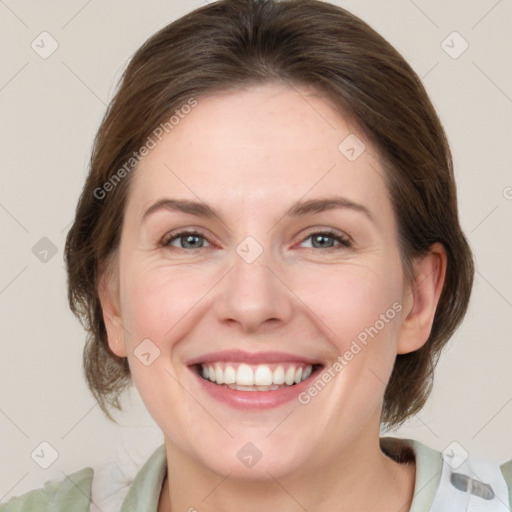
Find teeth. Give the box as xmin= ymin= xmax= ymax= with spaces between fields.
xmin=273 ymin=365 xmax=285 ymax=384
xmin=224 ymin=366 xmax=236 ymax=384
xmin=254 ymin=365 xmax=273 ymax=386
xmin=236 ymin=364 xmax=254 ymax=386
xmin=199 ymin=362 xmax=315 ymax=389
xmin=215 ymin=364 xmax=224 ymax=385
xmin=285 ymin=366 xmax=295 ymax=385
xmin=232 ymin=384 xmax=259 ymax=392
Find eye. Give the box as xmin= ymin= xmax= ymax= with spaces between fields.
xmin=161 ymin=230 xmax=211 ymax=249
xmin=160 ymin=228 xmax=352 ymax=251
xmin=300 ymin=229 xmax=352 ymax=250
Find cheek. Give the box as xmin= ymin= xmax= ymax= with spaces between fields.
xmin=119 ymin=262 xmax=215 ymax=349
xmin=119 ymin=265 xmax=205 ymax=423
xmin=303 ymin=259 xmax=404 ymax=347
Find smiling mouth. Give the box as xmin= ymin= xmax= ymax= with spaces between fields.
xmin=194 ymin=362 xmax=323 ymax=391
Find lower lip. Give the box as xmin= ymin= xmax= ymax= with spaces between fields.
xmin=191 ymin=367 xmax=320 ymax=410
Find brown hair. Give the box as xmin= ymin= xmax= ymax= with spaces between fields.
xmin=65 ymin=0 xmax=474 ymax=428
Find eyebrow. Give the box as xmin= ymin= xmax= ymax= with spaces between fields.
xmin=142 ymin=196 xmax=374 ymax=224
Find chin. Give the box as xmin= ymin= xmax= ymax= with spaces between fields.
xmin=189 ymin=435 xmax=312 ymax=481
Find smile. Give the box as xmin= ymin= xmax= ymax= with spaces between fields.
xmin=188 ymin=350 xmax=325 ymax=409
xmin=198 ymin=362 xmax=316 ymax=391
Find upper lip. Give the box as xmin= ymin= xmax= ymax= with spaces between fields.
xmin=187 ymin=350 xmax=324 ymax=366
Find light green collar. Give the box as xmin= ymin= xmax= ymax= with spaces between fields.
xmin=120 ymin=444 xmax=167 ymax=512
xmin=117 ymin=438 xmax=441 ymax=512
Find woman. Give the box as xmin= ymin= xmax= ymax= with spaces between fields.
xmin=2 ymin=0 xmax=510 ymax=510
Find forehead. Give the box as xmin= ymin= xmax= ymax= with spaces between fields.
xmin=126 ymin=82 xmax=392 ymax=224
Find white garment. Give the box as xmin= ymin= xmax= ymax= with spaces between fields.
xmin=430 ymin=450 xmax=510 ymax=511
xmin=89 ymin=460 xmax=134 ymax=512
xmin=89 ymin=438 xmax=510 ymax=512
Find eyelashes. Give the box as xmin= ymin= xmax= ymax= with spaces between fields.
xmin=161 ymin=230 xmax=210 ymax=249
xmin=160 ymin=228 xmax=353 ymax=252
xmin=301 ymin=229 xmax=352 ymax=250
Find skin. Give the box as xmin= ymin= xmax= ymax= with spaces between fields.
xmin=99 ymin=82 xmax=447 ymax=512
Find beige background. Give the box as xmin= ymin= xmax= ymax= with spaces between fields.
xmin=1 ymin=0 xmax=511 ymax=501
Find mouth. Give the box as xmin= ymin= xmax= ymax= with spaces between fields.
xmin=187 ymin=351 xmax=325 ymax=409
xmin=193 ymin=361 xmax=323 ymax=391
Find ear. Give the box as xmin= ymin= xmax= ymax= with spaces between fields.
xmin=97 ymin=259 xmax=127 ymax=358
xmin=397 ymin=242 xmax=447 ymax=354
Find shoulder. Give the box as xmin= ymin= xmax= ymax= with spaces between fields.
xmin=0 ymin=467 xmax=93 ymax=512
xmin=501 ymin=458 xmax=512 ymax=506
xmin=0 ymin=444 xmax=167 ymax=512
xmin=381 ymin=437 xmax=512 ymax=510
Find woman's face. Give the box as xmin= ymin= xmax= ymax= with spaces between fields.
xmin=103 ymin=82 xmax=423 ymax=478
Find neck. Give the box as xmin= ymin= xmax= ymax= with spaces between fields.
xmin=158 ymin=435 xmax=416 ymax=512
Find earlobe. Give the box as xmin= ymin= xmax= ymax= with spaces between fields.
xmin=98 ymin=264 xmax=127 ymax=358
xmin=397 ymin=243 xmax=447 ymax=354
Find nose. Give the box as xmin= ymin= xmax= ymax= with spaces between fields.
xmin=213 ymin=246 xmax=294 ymax=334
